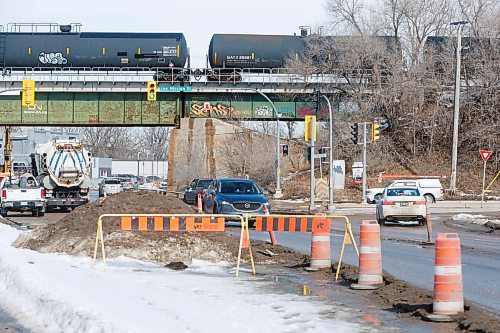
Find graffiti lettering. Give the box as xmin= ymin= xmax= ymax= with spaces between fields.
xmin=190 ymin=102 xmax=241 ymax=118
xmin=254 ymin=106 xmax=273 ymax=117
xmin=39 ymin=52 xmax=68 ymax=65
xmin=297 ymin=106 xmax=315 ymax=117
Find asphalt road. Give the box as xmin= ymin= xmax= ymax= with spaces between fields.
xmin=244 ymin=212 xmax=500 ymax=314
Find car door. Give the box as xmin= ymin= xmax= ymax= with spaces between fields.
xmin=202 ymin=181 xmax=217 ymax=212
xmin=185 ymin=179 xmax=197 ymax=203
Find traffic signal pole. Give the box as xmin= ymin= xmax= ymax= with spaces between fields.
xmin=309 ymin=116 xmax=316 ymax=211
xmin=362 ymin=122 xmax=367 ymax=204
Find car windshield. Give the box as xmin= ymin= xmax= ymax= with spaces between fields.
xmin=105 ymin=179 xmax=121 ymax=185
xmin=197 ymin=179 xmax=212 ymax=188
xmin=386 ymin=188 xmax=420 ymax=196
xmin=220 ymin=181 xmax=260 ymax=194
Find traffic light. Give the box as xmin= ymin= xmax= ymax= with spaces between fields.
xmin=350 ymin=123 xmax=359 ymax=144
xmin=372 ymin=122 xmax=381 ymax=142
xmin=304 ymin=146 xmax=311 ymax=161
xmin=282 ymin=144 xmax=289 ymax=157
xmin=22 ymin=79 xmax=35 ymax=106
xmin=318 ymin=147 xmax=326 ymax=163
xmin=147 ymin=81 xmax=157 ymax=101
xmin=305 ymin=115 xmax=316 ymax=142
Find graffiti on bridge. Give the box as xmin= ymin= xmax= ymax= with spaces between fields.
xmin=190 ymin=102 xmax=241 ymax=118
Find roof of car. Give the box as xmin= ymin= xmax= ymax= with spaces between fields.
xmin=216 ymin=178 xmax=255 ymax=182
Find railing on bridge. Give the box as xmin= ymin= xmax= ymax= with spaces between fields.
xmin=0 ymin=66 xmax=379 ymax=86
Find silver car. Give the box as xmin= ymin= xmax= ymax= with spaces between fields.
xmin=376 ymin=187 xmax=427 ymax=226
xmin=99 ymin=178 xmax=123 ymax=197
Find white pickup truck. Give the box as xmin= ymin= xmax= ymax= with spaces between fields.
xmin=366 ymin=179 xmax=445 ymax=204
xmin=0 ymin=174 xmax=46 ymax=217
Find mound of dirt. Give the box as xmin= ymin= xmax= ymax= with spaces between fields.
xmin=14 ymin=191 xmax=306 ymax=265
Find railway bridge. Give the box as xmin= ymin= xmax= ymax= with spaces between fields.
xmin=0 ymin=68 xmax=376 ymax=126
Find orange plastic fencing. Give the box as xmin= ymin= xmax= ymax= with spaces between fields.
xmin=120 ymin=216 xmax=225 ymax=232
xmin=254 ymin=216 xmax=330 ymax=233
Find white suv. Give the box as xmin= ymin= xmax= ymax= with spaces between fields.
xmin=388 ymin=179 xmax=444 ymax=203
xmin=366 ymin=178 xmax=444 ymax=204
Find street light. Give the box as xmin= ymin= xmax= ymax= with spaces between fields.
xmin=320 ymin=94 xmax=335 ymax=212
xmin=244 ymin=89 xmax=282 ymax=198
xmin=449 ymin=20 xmax=468 ymax=194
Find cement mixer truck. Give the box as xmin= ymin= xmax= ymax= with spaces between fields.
xmin=31 ymin=140 xmax=92 ymax=211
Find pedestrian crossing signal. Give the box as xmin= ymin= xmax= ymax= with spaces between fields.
xmin=147 ymin=81 xmax=157 ymax=101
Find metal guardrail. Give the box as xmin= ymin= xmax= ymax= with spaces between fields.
xmin=0 ymin=66 xmax=381 ymax=85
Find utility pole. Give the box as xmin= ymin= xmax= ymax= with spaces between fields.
xmin=449 ymin=20 xmax=468 ymax=194
xmin=361 ymin=122 xmax=367 ymax=204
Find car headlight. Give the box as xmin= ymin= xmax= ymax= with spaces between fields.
xmin=221 ymin=201 xmax=230 ymax=205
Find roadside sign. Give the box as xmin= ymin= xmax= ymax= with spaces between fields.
xmin=479 ymin=150 xmax=492 ymax=162
xmin=158 ymin=86 xmax=192 ymax=92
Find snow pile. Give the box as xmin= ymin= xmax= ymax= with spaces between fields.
xmin=452 ymin=213 xmax=500 ymax=227
xmin=0 ymin=223 xmax=371 ymax=333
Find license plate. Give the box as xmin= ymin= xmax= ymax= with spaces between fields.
xmin=399 ymin=202 xmax=409 ymax=207
xmin=21 ymin=202 xmax=28 ymax=206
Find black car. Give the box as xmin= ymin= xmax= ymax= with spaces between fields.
xmin=183 ymin=178 xmax=213 ymax=205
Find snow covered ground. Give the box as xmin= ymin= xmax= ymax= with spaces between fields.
xmin=0 ymin=223 xmax=375 ymax=333
xmin=452 ymin=213 xmax=500 ymax=227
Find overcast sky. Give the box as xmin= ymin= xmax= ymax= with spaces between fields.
xmin=2 ymin=0 xmax=329 ymax=67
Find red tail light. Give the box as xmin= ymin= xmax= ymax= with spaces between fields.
xmin=200 ymin=189 xmax=205 ymax=197
xmin=41 ymin=188 xmax=46 ymax=198
xmin=382 ymin=201 xmax=396 ymax=205
xmin=1 ymin=189 xmax=6 ymax=199
xmin=413 ymin=201 xmax=426 ymax=205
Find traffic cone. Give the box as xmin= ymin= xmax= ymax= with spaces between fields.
xmin=241 ymin=228 xmax=249 ymax=249
xmin=197 ymin=194 xmax=202 ymax=213
xmin=433 ymin=233 xmax=463 ymax=315
xmin=351 ymin=220 xmax=383 ymax=290
xmin=308 ymin=213 xmax=331 ymax=270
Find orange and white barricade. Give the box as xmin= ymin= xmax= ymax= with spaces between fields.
xmin=351 ymin=220 xmax=383 ymax=290
xmin=93 ymin=214 xmax=255 ymax=277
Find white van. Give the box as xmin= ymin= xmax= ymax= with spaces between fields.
xmin=366 ymin=178 xmax=444 ymax=204
xmin=388 ymin=179 xmax=444 ymax=203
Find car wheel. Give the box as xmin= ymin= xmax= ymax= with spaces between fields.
xmin=32 ymin=209 xmax=38 ymax=217
xmin=418 ymin=218 xmax=426 ymax=226
xmin=1 ymin=208 xmax=7 ymax=217
xmin=424 ymin=194 xmax=435 ymax=204
xmin=38 ymin=209 xmax=45 ymax=217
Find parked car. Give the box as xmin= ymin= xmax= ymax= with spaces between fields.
xmin=183 ymin=178 xmax=213 ymax=205
xmin=366 ymin=178 xmax=444 ymax=204
xmin=99 ymin=178 xmax=123 ymax=197
xmin=202 ymin=178 xmax=270 ymax=225
xmin=376 ymin=187 xmax=427 ymax=226
xmin=113 ymin=174 xmax=138 ymax=191
xmin=0 ymin=174 xmax=46 ymax=217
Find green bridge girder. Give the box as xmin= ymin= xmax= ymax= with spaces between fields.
xmin=0 ymin=92 xmax=323 ymax=126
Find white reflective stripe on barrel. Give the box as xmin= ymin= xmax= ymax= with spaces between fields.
xmin=434 ymin=265 xmax=462 ymax=275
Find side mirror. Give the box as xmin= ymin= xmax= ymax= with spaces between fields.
xmin=262 ymin=190 xmax=269 ymax=195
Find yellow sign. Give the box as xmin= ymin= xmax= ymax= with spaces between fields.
xmin=305 ymin=115 xmax=316 ymax=142
xmin=22 ymin=79 xmax=35 ymax=106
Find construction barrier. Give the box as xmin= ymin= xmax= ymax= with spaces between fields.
xmin=93 ymin=214 xmax=255 ymax=277
xmin=353 ymin=220 xmax=383 ymax=288
xmin=433 ymin=233 xmax=463 ymax=315
xmin=247 ymin=214 xmax=359 ymax=281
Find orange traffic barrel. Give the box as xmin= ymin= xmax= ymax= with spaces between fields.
xmin=197 ymin=194 xmax=202 ymax=213
xmin=357 ymin=220 xmax=383 ymax=286
xmin=433 ymin=233 xmax=463 ymax=315
xmin=309 ymin=214 xmax=331 ymax=270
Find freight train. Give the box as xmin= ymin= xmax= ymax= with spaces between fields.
xmin=0 ymin=23 xmax=404 ymax=81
